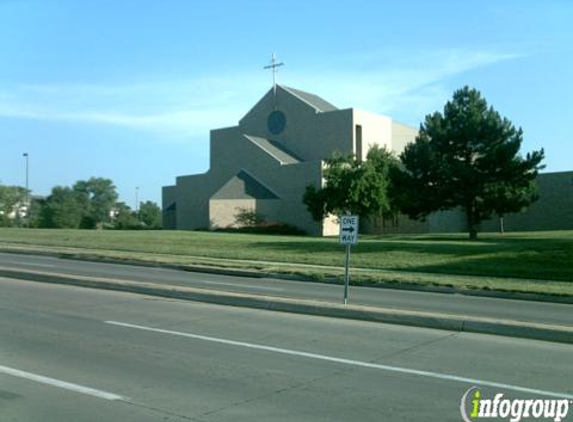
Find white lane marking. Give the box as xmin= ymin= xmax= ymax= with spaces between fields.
xmin=1 ymin=260 xmax=56 ymax=268
xmin=22 ymin=263 xmax=56 ymax=268
xmin=0 ymin=259 xmax=282 ymax=292
xmin=106 ymin=321 xmax=573 ymax=400
xmin=195 ymin=279 xmax=283 ymax=292
xmin=0 ymin=365 xmax=126 ymax=401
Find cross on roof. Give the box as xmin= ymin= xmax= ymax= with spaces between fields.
xmin=264 ymin=53 xmax=284 ymax=93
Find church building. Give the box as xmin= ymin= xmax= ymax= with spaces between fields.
xmin=162 ymin=84 xmax=418 ymax=235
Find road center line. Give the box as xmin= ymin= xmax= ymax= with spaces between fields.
xmin=3 ymin=261 xmax=56 ymax=269
xmin=195 ymin=279 xmax=284 ymax=292
xmin=0 ymin=365 xmax=126 ymax=401
xmin=106 ymin=320 xmax=573 ymax=400
xmin=24 ymin=263 xmax=56 ymax=268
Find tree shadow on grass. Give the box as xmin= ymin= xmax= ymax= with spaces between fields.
xmin=263 ymin=231 xmax=572 ymax=256
xmin=249 ymin=233 xmax=573 ymax=281
xmin=406 ymin=255 xmax=573 ymax=282
xmin=365 ymin=232 xmax=573 ymax=245
xmin=250 ymin=239 xmax=503 ymax=259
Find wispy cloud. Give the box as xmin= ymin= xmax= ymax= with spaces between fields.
xmin=0 ymin=49 xmax=523 ymax=138
xmin=0 ymin=78 xmax=260 ymax=141
xmin=292 ymin=49 xmax=524 ymax=123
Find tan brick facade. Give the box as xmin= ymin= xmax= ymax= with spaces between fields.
xmin=164 ymin=85 xmax=571 ymax=236
xmin=163 ymin=85 xmax=417 ymax=235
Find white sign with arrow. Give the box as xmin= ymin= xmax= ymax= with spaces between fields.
xmin=339 ymin=215 xmax=358 ymax=305
xmin=339 ymin=215 xmax=359 ymax=245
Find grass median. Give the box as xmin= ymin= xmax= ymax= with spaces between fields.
xmin=0 ymin=228 xmax=572 ymax=296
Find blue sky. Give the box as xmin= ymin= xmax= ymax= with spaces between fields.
xmin=1 ymin=0 xmax=572 ymax=207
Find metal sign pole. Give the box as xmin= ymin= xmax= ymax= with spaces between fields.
xmin=343 ymin=243 xmax=351 ymax=305
xmin=340 ymin=214 xmax=358 ymax=305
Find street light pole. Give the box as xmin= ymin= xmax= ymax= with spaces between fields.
xmin=23 ymin=153 xmax=29 ymax=227
xmin=135 ymin=187 xmax=139 ymax=221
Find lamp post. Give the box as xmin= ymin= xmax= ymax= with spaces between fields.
xmin=23 ymin=152 xmax=29 ymax=227
xmin=135 ymin=187 xmax=139 ymax=221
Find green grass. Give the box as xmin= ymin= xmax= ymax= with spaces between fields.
xmin=1 ymin=228 xmax=572 ymax=296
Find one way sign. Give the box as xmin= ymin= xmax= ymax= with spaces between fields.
xmin=339 ymin=215 xmax=359 ymax=245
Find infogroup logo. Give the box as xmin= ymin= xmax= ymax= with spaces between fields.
xmin=460 ymin=387 xmax=571 ymax=422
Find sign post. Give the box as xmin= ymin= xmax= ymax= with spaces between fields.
xmin=339 ymin=215 xmax=358 ymax=305
xmin=343 ymin=243 xmax=351 ymax=305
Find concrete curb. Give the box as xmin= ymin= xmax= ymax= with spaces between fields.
xmin=1 ymin=247 xmax=573 ymax=304
xmin=1 ymin=267 xmax=572 ymax=345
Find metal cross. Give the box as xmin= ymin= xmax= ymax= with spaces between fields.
xmin=264 ymin=53 xmax=284 ymax=94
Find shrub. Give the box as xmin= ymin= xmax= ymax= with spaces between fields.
xmin=234 ymin=208 xmax=266 ymax=228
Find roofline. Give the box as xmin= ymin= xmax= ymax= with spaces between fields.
xmin=210 ymin=168 xmax=281 ymax=200
xmin=244 ymin=135 xmax=299 ymax=165
xmin=238 ymin=87 xmax=274 ymax=126
xmin=538 ymin=170 xmax=573 ymax=176
xmin=391 ymin=119 xmax=419 ymax=131
xmin=278 ymin=85 xmax=334 ymax=113
xmin=238 ymin=168 xmax=281 ymax=198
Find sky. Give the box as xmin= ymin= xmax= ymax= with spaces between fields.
xmin=1 ymin=0 xmax=572 ymax=207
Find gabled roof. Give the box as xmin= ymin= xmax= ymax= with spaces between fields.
xmin=244 ymin=135 xmax=301 ymax=164
xmin=211 ymin=170 xmax=279 ymax=200
xmin=280 ymin=85 xmax=338 ymax=112
xmin=239 ymin=85 xmax=339 ymax=127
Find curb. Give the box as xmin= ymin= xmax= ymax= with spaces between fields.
xmin=1 ymin=247 xmax=572 ymax=305
xmin=1 ymin=267 xmax=572 ymax=345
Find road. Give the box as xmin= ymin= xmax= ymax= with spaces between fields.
xmin=0 ymin=251 xmax=571 ymax=327
xmin=1 ymin=277 xmax=572 ymax=421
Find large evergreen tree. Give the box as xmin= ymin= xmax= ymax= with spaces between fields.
xmin=303 ymin=145 xmax=399 ymax=222
xmin=393 ymin=86 xmax=545 ymax=240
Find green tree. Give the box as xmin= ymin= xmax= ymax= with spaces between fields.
xmin=112 ymin=202 xmax=139 ymax=229
xmin=138 ymin=200 xmax=162 ymax=229
xmin=0 ymin=184 xmax=28 ymax=227
xmin=394 ymin=86 xmax=545 ymax=240
xmin=40 ymin=186 xmax=86 ymax=228
xmin=28 ymin=197 xmax=44 ymax=228
xmin=303 ymin=145 xmax=399 ymax=222
xmin=73 ymin=177 xmax=118 ymax=228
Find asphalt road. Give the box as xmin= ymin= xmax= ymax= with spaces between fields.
xmin=1 ymin=277 xmax=572 ymax=422
xmin=0 ymin=252 xmax=571 ymax=327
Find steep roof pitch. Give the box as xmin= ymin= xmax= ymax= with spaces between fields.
xmin=244 ymin=135 xmax=301 ymax=164
xmin=211 ymin=170 xmax=279 ymax=200
xmin=280 ymin=85 xmax=339 ymax=112
xmin=239 ymin=85 xmax=339 ymax=127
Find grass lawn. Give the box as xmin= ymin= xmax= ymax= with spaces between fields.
xmin=0 ymin=228 xmax=572 ymax=296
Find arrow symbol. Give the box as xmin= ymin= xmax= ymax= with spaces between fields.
xmin=342 ymin=226 xmax=355 ymax=233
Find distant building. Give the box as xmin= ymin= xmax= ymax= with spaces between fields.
xmin=163 ymin=85 xmax=417 ymax=235
xmin=365 ymin=170 xmax=573 ymax=234
xmin=0 ymin=194 xmax=42 ymax=225
xmin=163 ymin=85 xmax=573 ymax=235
